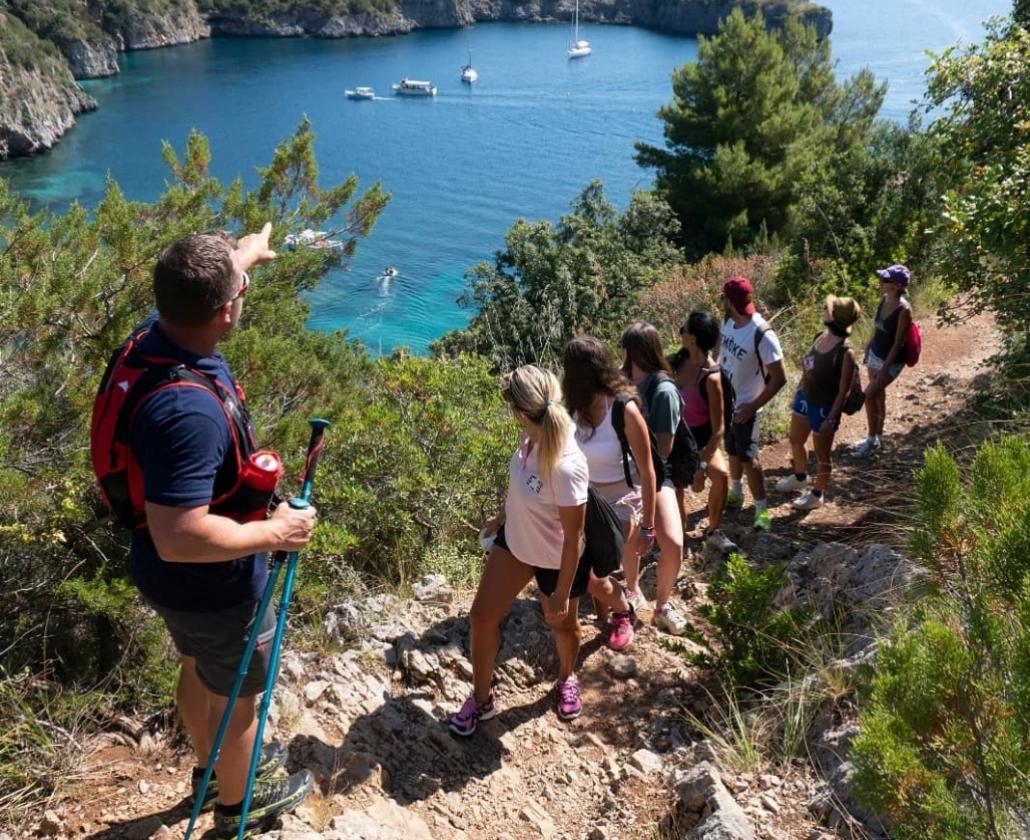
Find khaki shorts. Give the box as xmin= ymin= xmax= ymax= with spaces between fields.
xmin=146 ymin=598 xmax=275 ymax=697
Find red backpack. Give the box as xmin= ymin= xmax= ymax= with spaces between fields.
xmin=904 ymin=319 xmax=922 ymax=367
xmin=90 ymin=324 xmax=258 ymax=529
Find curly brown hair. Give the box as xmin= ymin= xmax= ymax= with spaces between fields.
xmin=561 ymin=336 xmax=633 ymax=435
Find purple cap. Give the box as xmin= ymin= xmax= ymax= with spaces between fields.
xmin=875 ymin=264 xmax=911 ymax=287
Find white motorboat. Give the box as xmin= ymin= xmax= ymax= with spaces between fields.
xmin=345 ymin=86 xmax=375 ymax=100
xmin=393 ymin=78 xmax=438 ymax=97
xmin=460 ymin=50 xmax=478 ymax=83
xmin=567 ymin=0 xmax=591 ymax=58
xmin=382 ymin=265 xmax=399 ymax=278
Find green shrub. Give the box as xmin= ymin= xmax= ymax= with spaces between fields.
xmin=851 ymin=438 xmax=1030 ymax=840
xmin=694 ymin=553 xmax=811 ymax=689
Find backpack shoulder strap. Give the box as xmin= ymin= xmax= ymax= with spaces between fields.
xmin=611 ymin=393 xmax=636 ymax=489
xmin=754 ymin=321 xmax=772 ymax=384
xmin=697 ymin=365 xmax=719 ymax=406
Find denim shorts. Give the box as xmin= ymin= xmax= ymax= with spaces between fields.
xmin=866 ymin=350 xmax=904 ymax=384
xmin=791 ymin=390 xmax=839 ymax=435
xmin=146 ymin=597 xmax=275 ymax=697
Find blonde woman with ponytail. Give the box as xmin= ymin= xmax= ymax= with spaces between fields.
xmin=449 ymin=365 xmax=628 ymax=736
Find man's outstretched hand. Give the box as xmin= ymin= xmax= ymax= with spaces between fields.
xmin=234 ymin=222 xmax=277 ymax=272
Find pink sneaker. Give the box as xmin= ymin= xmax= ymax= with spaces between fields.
xmin=448 ymin=693 xmax=496 ymax=737
xmin=556 ymin=676 xmax=583 ymax=720
xmin=607 ymin=611 xmax=635 ymax=651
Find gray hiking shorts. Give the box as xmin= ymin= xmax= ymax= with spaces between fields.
xmin=146 ymin=598 xmax=276 ymax=697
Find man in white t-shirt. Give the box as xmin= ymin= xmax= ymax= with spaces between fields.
xmin=717 ymin=276 xmax=787 ymax=531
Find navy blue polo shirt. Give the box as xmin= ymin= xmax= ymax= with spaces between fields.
xmin=128 ymin=316 xmax=267 ymax=612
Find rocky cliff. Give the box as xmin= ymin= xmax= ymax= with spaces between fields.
xmin=203 ymin=0 xmax=832 ymax=41
xmin=0 ymin=12 xmax=97 ymax=160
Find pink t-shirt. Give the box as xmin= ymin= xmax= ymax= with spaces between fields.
xmin=504 ymin=430 xmax=589 ymax=570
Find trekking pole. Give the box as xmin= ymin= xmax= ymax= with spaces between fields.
xmin=182 ymin=419 xmax=329 ymax=840
xmin=236 ymin=418 xmax=330 ymax=840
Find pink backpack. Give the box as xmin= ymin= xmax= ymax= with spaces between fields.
xmin=904 ymin=320 xmax=922 ymax=367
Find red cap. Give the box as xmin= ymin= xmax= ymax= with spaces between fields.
xmin=723 ymin=276 xmax=755 ymax=316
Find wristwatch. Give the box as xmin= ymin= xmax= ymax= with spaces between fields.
xmin=640 ymin=524 xmax=656 ymax=537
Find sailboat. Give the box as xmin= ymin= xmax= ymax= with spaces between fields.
xmin=567 ymin=0 xmax=591 ymax=58
xmin=461 ymin=49 xmax=478 ymax=83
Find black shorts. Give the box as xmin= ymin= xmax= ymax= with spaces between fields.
xmin=725 ymin=413 xmax=761 ymax=462
xmin=494 ymin=525 xmax=600 ymax=598
xmin=146 ymin=597 xmax=275 ymax=697
xmin=690 ymin=422 xmax=713 ymax=450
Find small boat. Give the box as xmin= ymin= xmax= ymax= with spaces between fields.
xmin=345 ymin=86 xmax=375 ymax=100
xmin=382 ymin=265 xmax=399 ymax=278
xmin=285 ymin=229 xmax=344 ymax=253
xmin=393 ymin=78 xmax=438 ymax=97
xmin=567 ymin=0 xmax=591 ymax=58
xmin=460 ymin=50 xmax=478 ymax=84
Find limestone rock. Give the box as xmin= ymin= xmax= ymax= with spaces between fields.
xmin=629 ymin=748 xmax=663 ymax=775
xmin=414 ymin=573 xmax=453 ymax=603
xmin=674 ymin=761 xmax=755 ymax=840
xmin=520 ymin=801 xmax=557 ymax=838
xmin=608 ymin=654 xmax=637 ymax=679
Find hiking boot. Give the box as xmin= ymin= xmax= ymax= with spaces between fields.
xmin=705 ymin=529 xmax=738 ymax=554
xmin=624 ymin=588 xmax=646 ymax=612
xmin=213 ymin=769 xmax=314 ymax=839
xmin=775 ymin=474 xmax=808 ymax=492
xmin=556 ymin=676 xmax=583 ymax=720
xmin=607 ymin=610 xmax=635 ymax=651
xmin=448 ymin=693 xmax=496 ymax=737
xmin=853 ymin=437 xmax=881 ymax=459
xmin=191 ymin=741 xmax=288 ymax=810
xmin=753 ymin=508 xmax=772 ymax=532
xmin=725 ymin=489 xmax=744 ymax=510
xmin=793 ymin=490 xmax=824 ymax=511
xmin=654 ymin=604 xmax=688 ymax=636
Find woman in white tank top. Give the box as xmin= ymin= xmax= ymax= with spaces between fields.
xmin=562 ymin=337 xmax=657 ymax=652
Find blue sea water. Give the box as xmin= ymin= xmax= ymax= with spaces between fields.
xmin=0 ymin=1 xmax=1009 ymax=352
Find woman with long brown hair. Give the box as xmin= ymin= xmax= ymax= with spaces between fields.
xmin=448 ymin=365 xmax=631 ymax=736
xmin=562 ymin=336 xmax=657 ymax=651
xmin=619 ymin=323 xmax=688 ymax=636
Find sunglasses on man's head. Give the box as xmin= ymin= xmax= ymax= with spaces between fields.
xmin=229 ymin=271 xmax=250 ymax=303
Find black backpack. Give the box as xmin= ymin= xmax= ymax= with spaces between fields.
xmin=582 ymin=487 xmax=625 ymax=577
xmin=640 ymin=373 xmax=700 ymax=490
xmin=611 ymin=393 xmax=666 ymax=491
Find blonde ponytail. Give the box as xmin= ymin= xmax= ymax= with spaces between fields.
xmin=502 ymin=365 xmax=573 ymax=478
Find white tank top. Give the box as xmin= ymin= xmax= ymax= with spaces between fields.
xmin=575 ymin=399 xmax=629 ymax=485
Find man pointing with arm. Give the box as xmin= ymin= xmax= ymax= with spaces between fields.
xmin=126 ymin=225 xmax=315 ymax=836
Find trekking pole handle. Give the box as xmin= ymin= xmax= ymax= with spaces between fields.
xmin=298 ymin=417 xmax=330 ymax=502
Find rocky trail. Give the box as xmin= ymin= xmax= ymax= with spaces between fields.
xmin=25 ymin=312 xmax=1001 ymax=840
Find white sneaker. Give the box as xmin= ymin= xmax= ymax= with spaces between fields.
xmin=793 ymin=489 xmax=824 ymax=510
xmin=654 ymin=604 xmax=688 ymax=636
xmin=853 ymin=437 xmax=881 ymax=459
xmin=775 ymin=474 xmax=808 ymax=492
xmin=625 ymin=588 xmax=646 ymax=612
xmin=705 ymin=530 xmax=738 ymax=553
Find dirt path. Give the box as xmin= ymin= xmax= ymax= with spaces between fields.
xmin=32 ymin=312 xmax=1002 ymax=840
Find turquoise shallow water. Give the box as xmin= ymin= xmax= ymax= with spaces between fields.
xmin=0 ymin=1 xmax=1009 ymax=352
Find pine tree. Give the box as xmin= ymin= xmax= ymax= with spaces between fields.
xmin=636 ymin=10 xmax=883 ymax=258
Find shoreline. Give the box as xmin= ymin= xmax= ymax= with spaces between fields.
xmin=0 ymin=0 xmax=830 ymax=161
